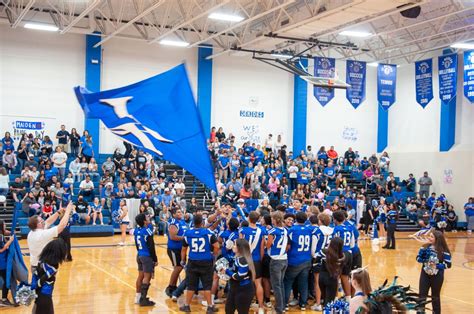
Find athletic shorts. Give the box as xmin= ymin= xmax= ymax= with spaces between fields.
xmin=342 ymin=251 xmax=353 ymax=276
xmin=311 ymin=258 xmax=321 ymax=273
xmin=137 ymin=255 xmax=155 ymax=273
xmin=254 ymin=261 xmax=263 ymax=279
xmin=351 ymin=250 xmax=362 ymax=270
xmin=186 ymin=260 xmax=214 ymax=291
xmin=167 ymin=248 xmax=182 ymax=267
xmin=78 ymin=213 xmax=89 ymax=221
xmin=121 ymin=221 xmax=130 ymax=225
xmin=261 ymin=255 xmax=270 ymax=279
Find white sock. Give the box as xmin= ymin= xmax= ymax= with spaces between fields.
xmin=136 ymin=292 xmax=141 ymax=300
xmin=211 ymin=294 xmax=215 ymax=305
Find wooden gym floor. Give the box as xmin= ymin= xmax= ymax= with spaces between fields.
xmin=5 ymin=233 xmax=474 ymax=313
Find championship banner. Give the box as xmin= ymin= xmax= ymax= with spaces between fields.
xmin=313 ymin=57 xmax=335 ymax=106
xmin=377 ymin=64 xmax=397 ymax=110
xmin=415 ymin=59 xmax=433 ymax=108
xmin=438 ymin=54 xmax=458 ymax=103
xmin=463 ymin=50 xmax=474 ymax=102
xmin=346 ymin=60 xmax=366 ymax=109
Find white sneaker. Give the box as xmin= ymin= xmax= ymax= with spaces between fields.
xmin=289 ymin=299 xmax=299 ymax=306
xmin=214 ymin=298 xmax=225 ymax=304
xmin=251 ymin=303 xmax=259 ymax=309
xmin=171 ymin=295 xmax=178 ymax=302
xmin=264 ymin=301 xmax=272 ymax=308
xmin=201 ymin=301 xmax=209 ymax=307
xmin=258 ymin=308 xmax=265 ymax=314
xmin=93 ymin=223 xmax=96 ymax=225
xmin=311 ymin=304 xmax=322 ymax=311
xmin=101 ymin=222 xmax=104 ymax=225
xmin=117 ymin=242 xmax=124 ymax=246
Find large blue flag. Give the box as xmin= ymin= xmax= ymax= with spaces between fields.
xmin=415 ymin=59 xmax=433 ymax=108
xmin=74 ymin=64 xmax=216 ymax=191
xmin=313 ymin=57 xmax=335 ymax=106
xmin=463 ymin=50 xmax=474 ymax=103
xmin=438 ymin=54 xmax=457 ymax=103
xmin=377 ymin=64 xmax=397 ymax=110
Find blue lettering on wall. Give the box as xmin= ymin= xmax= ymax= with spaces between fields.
xmin=239 ymin=110 xmax=264 ymax=118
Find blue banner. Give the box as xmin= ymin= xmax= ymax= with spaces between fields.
xmin=463 ymin=50 xmax=474 ymax=102
xmin=346 ymin=60 xmax=366 ymax=109
xmin=414 ymin=59 xmax=433 ymax=108
xmin=74 ymin=64 xmax=217 ymax=191
xmin=313 ymin=57 xmax=335 ymax=106
xmin=438 ymin=54 xmax=458 ymax=103
xmin=377 ymin=64 xmax=397 ymax=110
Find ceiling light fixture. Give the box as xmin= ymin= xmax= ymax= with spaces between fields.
xmin=368 ymin=62 xmax=379 ymax=67
xmin=450 ymin=42 xmax=474 ymax=50
xmin=159 ymin=39 xmax=190 ymax=47
xmin=339 ymin=30 xmax=372 ymax=38
xmin=208 ymin=12 xmax=244 ymax=22
xmin=24 ymin=23 xmax=59 ymax=32
xmin=271 ymin=53 xmax=293 ymax=59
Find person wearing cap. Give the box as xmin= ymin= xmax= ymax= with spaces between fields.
xmin=418 ymin=171 xmax=433 ymax=199
xmin=232 ymin=199 xmax=248 ymax=222
xmin=1 ymin=148 xmax=17 ymax=174
xmin=24 ymin=153 xmax=39 ymax=169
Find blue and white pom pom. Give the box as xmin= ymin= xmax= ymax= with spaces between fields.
xmin=323 ymin=298 xmax=349 ymax=314
xmin=214 ymin=257 xmax=230 ymax=281
xmin=423 ymin=254 xmax=440 ymax=276
xmin=71 ymin=212 xmax=80 ymax=225
xmin=112 ymin=210 xmax=122 ymax=224
xmin=15 ymin=284 xmax=37 ymax=306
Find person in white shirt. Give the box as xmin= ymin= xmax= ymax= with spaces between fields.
xmin=51 ymin=146 xmax=68 ymax=181
xmin=27 ymin=202 xmax=72 ymax=272
xmin=264 ymin=134 xmax=274 ymax=154
xmin=68 ymin=157 xmax=82 ymax=182
xmin=79 ymin=175 xmax=95 ymax=200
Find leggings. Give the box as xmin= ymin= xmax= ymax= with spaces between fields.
xmin=225 ymin=282 xmax=254 ymax=314
xmin=0 ymin=269 xmax=8 ymax=298
xmin=319 ymin=271 xmax=338 ymax=306
xmin=33 ymin=293 xmax=54 ymax=314
xmin=385 ymin=223 xmax=396 ymax=248
xmin=418 ymin=270 xmax=444 ymax=314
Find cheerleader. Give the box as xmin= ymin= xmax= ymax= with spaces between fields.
xmin=416 ymin=230 xmax=452 ymax=314
xmin=118 ymin=199 xmax=130 ymax=246
xmin=32 ymin=239 xmax=67 ymax=314
xmin=377 ymin=198 xmax=387 ymax=239
xmin=315 ymin=237 xmax=345 ymax=306
xmin=91 ymin=197 xmax=104 ymax=225
xmin=349 ymin=268 xmax=371 ymax=314
xmin=223 ymin=238 xmax=256 ymax=314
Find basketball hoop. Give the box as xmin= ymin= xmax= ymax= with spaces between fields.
xmin=301 ymin=76 xmax=351 ymax=89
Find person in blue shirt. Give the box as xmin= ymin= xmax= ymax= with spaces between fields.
xmin=80 ymin=135 xmax=94 ymax=163
xmin=332 ymin=210 xmax=354 ymax=299
xmin=0 ymin=220 xmax=13 ymax=306
xmin=165 ymin=208 xmax=188 ymax=297
xmin=31 ymin=239 xmax=67 ymax=314
xmin=134 ymin=213 xmax=158 ymax=307
xmin=426 ymin=192 xmax=437 ymax=209
xmin=180 ymin=214 xmax=219 ymax=313
xmin=317 ymin=146 xmax=328 ymax=165
xmin=218 ymin=151 xmax=230 ymax=183
xmin=219 ymin=217 xmax=240 ymax=262
xmin=383 ymin=204 xmax=398 ymax=250
xmin=224 ymin=238 xmax=256 ymax=314
xmin=465 ymin=197 xmax=474 ymax=234
xmin=284 ymin=211 xmax=313 ymax=311
xmin=416 ymin=231 xmax=452 ymax=314
xmin=323 ymin=160 xmax=337 ymax=182
xmin=266 ymin=211 xmax=288 ymax=314
xmin=239 ymin=211 xmax=266 ymax=313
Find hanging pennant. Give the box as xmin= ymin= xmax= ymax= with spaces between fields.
xmin=438 ymin=54 xmax=458 ymax=103
xmin=463 ymin=50 xmax=474 ymax=103
xmin=377 ymin=64 xmax=397 ymax=110
xmin=346 ymin=60 xmax=366 ymax=109
xmin=313 ymin=57 xmax=335 ymax=106
xmin=415 ymin=59 xmax=433 ymax=108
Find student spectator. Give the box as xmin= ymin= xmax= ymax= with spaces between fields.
xmin=41 ymin=135 xmax=53 ymax=155
xmin=0 ymin=168 xmax=8 ymax=209
xmin=1 ymin=132 xmax=14 ymax=152
xmin=2 ymin=148 xmax=17 ymax=173
xmin=465 ymin=197 xmax=474 ymax=234
xmin=327 ymin=146 xmax=338 ymax=164
xmin=16 ymin=141 xmax=29 ymax=171
xmin=56 ymin=125 xmax=69 ymax=154
xmin=87 ymin=158 xmax=100 ymax=179
xmin=81 ymin=136 xmax=94 ymax=163
xmin=69 ymin=128 xmax=80 ymax=157
xmin=74 ymin=195 xmax=91 ymax=225
xmin=29 ymin=138 xmax=41 ymax=157
xmin=403 ymin=173 xmax=416 ymax=192
xmin=264 ymin=134 xmax=274 ymax=153
xmin=79 ymin=175 xmax=95 ymax=200
xmin=9 ymin=177 xmax=25 ymax=203
xmin=215 ymin=127 xmax=226 ymax=143
xmin=418 ymin=171 xmax=433 ymax=199
xmin=344 ymin=147 xmax=356 ymax=164
xmin=287 ymin=162 xmax=298 ymax=190
xmin=52 ymin=146 xmax=68 ymax=181
xmin=210 ymin=127 xmax=216 ymax=143
xmin=24 ymin=153 xmax=39 ymax=170
xmin=445 ymin=205 xmax=457 ymax=232
xmin=90 ymin=197 xmax=104 ymax=225
xmin=102 ymin=157 xmax=116 ymax=176
xmin=68 ymin=157 xmax=82 ymax=182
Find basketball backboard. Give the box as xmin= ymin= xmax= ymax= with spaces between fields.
xmin=300 ymin=76 xmax=351 ymax=89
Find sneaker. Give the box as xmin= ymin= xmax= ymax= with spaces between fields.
xmin=101 ymin=222 xmax=104 ymax=225
xmin=165 ymin=286 xmax=172 ymax=298
xmin=264 ymin=301 xmax=273 ymax=308
xmin=0 ymin=300 xmax=12 ymax=307
xmin=300 ymin=305 xmax=306 ymax=311
xmin=310 ymin=304 xmax=322 ymax=311
xmin=171 ymin=295 xmax=178 ymax=302
xmin=201 ymin=301 xmax=209 ymax=307
xmin=214 ymin=298 xmax=225 ymax=304
xmin=258 ymin=308 xmax=265 ymax=314
xmin=251 ymin=303 xmax=259 ymax=309
xmin=179 ymin=305 xmax=191 ymax=312
xmin=93 ymin=223 xmax=96 ymax=225
xmin=289 ymin=299 xmax=299 ymax=306
xmin=134 ymin=294 xmax=140 ymax=304
xmin=207 ymin=306 xmax=218 ymax=313
xmin=139 ymin=298 xmax=155 ymax=307
xmin=284 ymin=305 xmax=289 ymax=311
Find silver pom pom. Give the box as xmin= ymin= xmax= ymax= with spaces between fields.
xmin=215 ymin=257 xmax=230 ymax=281
xmin=423 ymin=254 xmax=440 ymax=276
xmin=15 ymin=285 xmax=37 ymax=306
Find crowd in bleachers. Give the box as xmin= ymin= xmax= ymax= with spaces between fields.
xmin=0 ymin=124 xmax=472 ymax=235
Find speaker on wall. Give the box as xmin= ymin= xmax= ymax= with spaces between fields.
xmin=399 ymin=5 xmax=421 ymax=19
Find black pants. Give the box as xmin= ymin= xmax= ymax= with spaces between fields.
xmin=225 ymin=282 xmax=254 ymax=314
xmin=319 ymin=271 xmax=338 ymax=306
xmin=34 ymin=293 xmax=54 ymax=314
xmin=386 ymin=223 xmax=396 ymax=249
xmin=418 ymin=270 xmax=444 ymax=314
xmin=59 ymin=228 xmax=72 ymax=260
xmin=0 ymin=269 xmax=8 ymax=298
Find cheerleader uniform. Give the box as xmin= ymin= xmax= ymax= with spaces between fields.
xmin=416 ymin=246 xmax=452 ymax=314
xmin=121 ymin=208 xmax=130 ymax=225
xmin=31 ymin=262 xmax=59 ymax=314
xmin=225 ymin=256 xmax=254 ymax=314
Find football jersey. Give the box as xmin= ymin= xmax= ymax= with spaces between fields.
xmin=267 ymin=227 xmax=288 ymax=260
xmin=311 ymin=225 xmax=333 ymax=255
xmin=333 ymin=224 xmax=354 ymax=252
xmin=219 ymin=229 xmax=239 ymax=260
xmin=344 ymin=220 xmax=359 ymax=253
xmin=134 ymin=224 xmax=154 ymax=257
xmin=183 ymin=228 xmax=217 ymax=261
xmin=167 ymin=218 xmax=188 ymax=250
xmin=287 ymin=224 xmax=313 ymax=266
xmin=240 ymin=226 xmax=266 ymax=262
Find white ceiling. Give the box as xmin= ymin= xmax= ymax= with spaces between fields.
xmin=0 ymin=0 xmax=472 ymax=63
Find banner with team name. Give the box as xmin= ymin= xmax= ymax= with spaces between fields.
xmin=438 ymin=54 xmax=458 ymax=103
xmin=463 ymin=50 xmax=474 ymax=102
xmin=377 ymin=64 xmax=397 ymax=110
xmin=415 ymin=59 xmax=433 ymax=108
xmin=346 ymin=60 xmax=366 ymax=109
xmin=313 ymin=57 xmax=335 ymax=106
